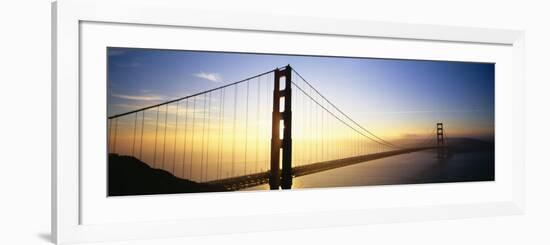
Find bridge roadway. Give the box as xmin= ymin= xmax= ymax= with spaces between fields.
xmin=205 ymin=147 xmax=436 ymax=191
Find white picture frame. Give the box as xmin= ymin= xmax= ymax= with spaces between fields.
xmin=52 ymin=0 xmax=525 ymax=244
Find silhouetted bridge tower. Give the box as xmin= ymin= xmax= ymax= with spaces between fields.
xmin=271 ymin=65 xmax=293 ymax=189
xmin=436 ymin=122 xmax=448 ymax=159
xmin=107 ymin=65 xmax=445 ymax=191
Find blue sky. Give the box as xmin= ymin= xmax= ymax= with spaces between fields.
xmin=107 ymin=47 xmax=494 ymax=140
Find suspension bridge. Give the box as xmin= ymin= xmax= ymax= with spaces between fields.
xmin=108 ymin=65 xmax=448 ymax=192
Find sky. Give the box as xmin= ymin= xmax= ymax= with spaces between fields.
xmin=107 ymin=47 xmax=495 ymax=142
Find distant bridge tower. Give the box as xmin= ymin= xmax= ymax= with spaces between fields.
xmin=270 ymin=65 xmax=293 ymax=189
xmin=436 ymin=122 xmax=447 ymax=159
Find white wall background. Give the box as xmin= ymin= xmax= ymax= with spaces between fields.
xmin=0 ymin=0 xmax=548 ymax=244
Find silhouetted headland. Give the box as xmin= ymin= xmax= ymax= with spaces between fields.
xmin=108 ymin=154 xmax=227 ymax=196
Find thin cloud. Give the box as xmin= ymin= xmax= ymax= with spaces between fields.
xmin=112 ymin=103 xmax=144 ymax=110
xmin=111 ymin=92 xmax=165 ymax=101
xmin=194 ymin=72 xmax=222 ymax=82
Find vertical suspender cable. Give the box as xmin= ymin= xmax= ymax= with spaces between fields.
xmin=244 ymin=80 xmax=249 ymax=175
xmin=162 ymin=104 xmax=169 ymax=169
xmin=182 ymin=99 xmax=189 ymax=178
xmin=255 ymin=77 xmax=260 ymax=173
xmin=153 ymin=107 xmax=159 ymax=167
xmin=315 ymin=99 xmax=321 ymax=162
xmin=205 ymin=92 xmax=212 ymax=181
xmin=172 ymin=101 xmax=180 ymax=174
xmin=200 ymin=93 xmax=207 ymax=181
xmin=327 ymin=116 xmax=334 ymax=160
xmin=132 ymin=112 xmax=137 ymax=156
xmin=301 ymin=86 xmax=308 ymax=165
xmin=217 ymin=89 xmax=225 ymax=180
xmin=139 ymin=110 xmax=145 ymax=159
xmin=309 ymin=86 xmax=312 ymax=165
xmin=298 ymin=85 xmax=303 ymax=166
xmin=190 ymin=97 xmax=196 ymax=180
xmin=231 ymin=84 xmax=238 ymax=177
xmin=321 ymin=102 xmax=325 ymax=161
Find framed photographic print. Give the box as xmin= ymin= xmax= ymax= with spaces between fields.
xmin=106 ymin=48 xmax=496 ymax=196
xmin=52 ymin=0 xmax=525 ymax=244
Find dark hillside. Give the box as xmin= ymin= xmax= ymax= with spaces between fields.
xmin=108 ymin=154 xmax=227 ymax=196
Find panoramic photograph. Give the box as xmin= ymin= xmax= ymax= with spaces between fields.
xmin=107 ymin=47 xmax=495 ymax=196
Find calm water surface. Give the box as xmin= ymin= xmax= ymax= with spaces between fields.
xmin=247 ymin=149 xmax=494 ymax=190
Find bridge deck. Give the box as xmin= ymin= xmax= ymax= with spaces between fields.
xmin=205 ymin=147 xmax=435 ymax=190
